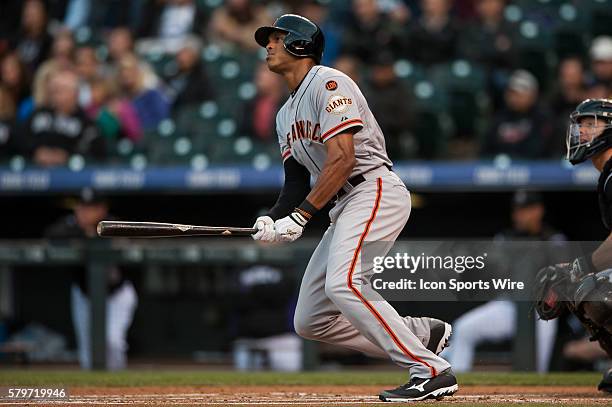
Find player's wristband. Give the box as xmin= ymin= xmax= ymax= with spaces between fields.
xmin=297 ymin=199 xmax=318 ymax=218
xmin=290 ymin=210 xmax=309 ymax=227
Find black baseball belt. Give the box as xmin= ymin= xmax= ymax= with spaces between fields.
xmin=335 ymin=165 xmax=392 ymax=200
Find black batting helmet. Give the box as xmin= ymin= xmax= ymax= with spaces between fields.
xmin=255 ymin=14 xmax=324 ymax=64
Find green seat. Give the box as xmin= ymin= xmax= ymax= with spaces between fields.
xmin=431 ymin=61 xmax=488 ymax=140
xmin=413 ymin=111 xmax=453 ymax=159
xmin=514 ymin=20 xmax=554 ymax=91
xmin=553 ymin=3 xmax=590 ymax=58
xmin=588 ymin=0 xmax=612 ymax=37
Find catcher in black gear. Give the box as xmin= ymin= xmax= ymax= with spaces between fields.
xmin=535 ymin=98 xmax=612 ymax=392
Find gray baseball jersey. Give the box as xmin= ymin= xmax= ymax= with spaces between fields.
xmin=276 ymin=65 xmax=451 ymax=379
xmin=276 ymin=66 xmax=393 ymax=183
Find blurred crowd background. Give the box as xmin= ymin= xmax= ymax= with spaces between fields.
xmin=0 ymin=0 xmax=611 ymax=171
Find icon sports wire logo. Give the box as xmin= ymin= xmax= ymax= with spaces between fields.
xmin=372 ymin=253 xmax=488 ymax=274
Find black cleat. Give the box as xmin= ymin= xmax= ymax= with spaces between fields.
xmin=598 ymin=367 xmax=612 ymax=393
xmin=426 ymin=318 xmax=452 ymax=355
xmin=379 ymin=368 xmax=458 ymax=402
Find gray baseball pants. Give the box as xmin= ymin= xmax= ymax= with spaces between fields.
xmin=293 ymin=167 xmax=451 ymax=378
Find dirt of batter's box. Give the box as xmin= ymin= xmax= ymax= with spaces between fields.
xmin=71 ymin=385 xmax=600 ymax=396
xmin=56 ymin=385 xmax=612 ymax=406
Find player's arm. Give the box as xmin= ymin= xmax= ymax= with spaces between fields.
xmin=303 ymin=131 xmax=356 ymax=210
xmin=592 ymin=232 xmax=612 ymax=271
xmin=272 ymin=76 xmax=364 ymax=242
xmin=252 ymin=156 xmax=310 ymax=242
xmin=271 ymin=134 xmax=355 ymax=242
xmin=268 ymin=157 xmax=311 ymax=220
xmin=592 ymin=178 xmax=612 ymax=271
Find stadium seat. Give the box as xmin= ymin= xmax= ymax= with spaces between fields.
xmin=553 ymin=3 xmax=590 ymax=58
xmin=395 ymin=60 xmax=427 ymax=89
xmin=585 ymin=0 xmax=612 ymax=37
xmin=514 ymin=20 xmax=554 ymax=91
xmin=431 ymin=61 xmax=489 ymax=140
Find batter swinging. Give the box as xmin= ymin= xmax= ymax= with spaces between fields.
xmin=251 ymin=14 xmax=457 ymax=402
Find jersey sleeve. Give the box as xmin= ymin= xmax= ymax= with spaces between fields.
xmin=314 ymin=75 xmax=364 ymax=143
xmin=604 ymin=172 xmax=612 ymax=201
xmin=276 ymin=117 xmax=292 ymax=162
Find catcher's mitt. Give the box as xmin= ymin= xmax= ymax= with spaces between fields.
xmin=534 ymin=264 xmax=574 ymax=320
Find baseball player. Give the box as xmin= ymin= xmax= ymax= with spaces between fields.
xmin=535 ymin=98 xmax=612 ymax=392
xmin=250 ymin=14 xmax=457 ymax=402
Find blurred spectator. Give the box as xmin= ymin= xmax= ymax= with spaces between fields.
xmin=11 ymin=0 xmax=53 ymax=74
xmin=45 ymin=188 xmax=138 ymax=371
xmin=297 ymin=0 xmax=341 ymax=66
xmin=548 ymin=57 xmax=587 ymax=155
xmin=63 ymin=0 xmax=92 ymax=31
xmin=209 ymin=0 xmax=272 ymax=52
xmin=589 ymin=36 xmax=612 ymax=95
xmin=481 ymin=70 xmax=554 ymax=159
xmin=87 ymin=77 xmax=142 ymax=142
xmin=341 ymin=0 xmax=404 ymax=64
xmin=239 ymin=63 xmax=285 ymax=143
xmin=21 ymin=69 xmax=106 ymax=166
xmin=165 ymin=37 xmax=215 ymax=110
xmin=0 ymin=86 xmax=17 ymax=160
xmin=31 ymin=60 xmax=61 ymax=109
xmin=107 ymin=27 xmax=135 ymax=64
xmin=117 ymin=54 xmax=170 ymax=133
xmin=452 ymin=0 xmax=477 ymax=21
xmin=75 ymin=46 xmax=101 ymax=108
xmin=138 ymin=0 xmax=205 ymax=40
xmin=0 ymin=0 xmax=22 ymax=55
xmin=550 ymin=57 xmax=587 ymax=116
xmin=88 ymin=0 xmax=144 ymax=32
xmin=404 ymin=0 xmax=460 ymax=66
xmin=333 ymin=54 xmax=362 ymax=84
xmin=136 ymin=0 xmax=207 ymax=55
xmin=105 ymin=27 xmax=159 ymax=90
xmin=46 ymin=28 xmax=76 ymax=69
xmin=28 ymin=28 xmax=76 ymax=110
xmin=458 ymin=0 xmax=518 ymax=109
xmin=378 ymin=0 xmax=411 ymax=24
xmin=0 ymin=52 xmax=33 ymax=122
xmin=365 ymin=52 xmax=415 ymax=159
xmin=442 ymin=190 xmax=566 ymax=373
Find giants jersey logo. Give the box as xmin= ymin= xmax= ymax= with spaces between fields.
xmin=286 ymin=119 xmax=321 ymax=147
xmin=325 ymin=95 xmax=352 ymax=114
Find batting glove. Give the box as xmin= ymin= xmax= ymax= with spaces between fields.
xmin=252 ymin=216 xmax=276 ymax=242
xmin=274 ymin=210 xmax=309 ymax=242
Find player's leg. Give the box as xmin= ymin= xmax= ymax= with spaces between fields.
xmin=294 ymin=187 xmax=449 ymax=357
xmin=70 ymin=284 xmax=91 ymax=369
xmin=442 ymin=300 xmax=515 ymax=372
xmin=105 ymin=280 xmax=138 ymax=370
xmin=324 ymin=173 xmax=451 ymax=378
xmin=535 ymin=316 xmax=557 ymax=373
xmin=294 ymin=225 xmax=388 ymax=358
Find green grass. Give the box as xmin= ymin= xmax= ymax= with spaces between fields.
xmin=0 ymin=370 xmax=603 ymax=387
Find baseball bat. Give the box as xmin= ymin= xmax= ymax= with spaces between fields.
xmin=97 ymin=221 xmax=257 ymax=238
